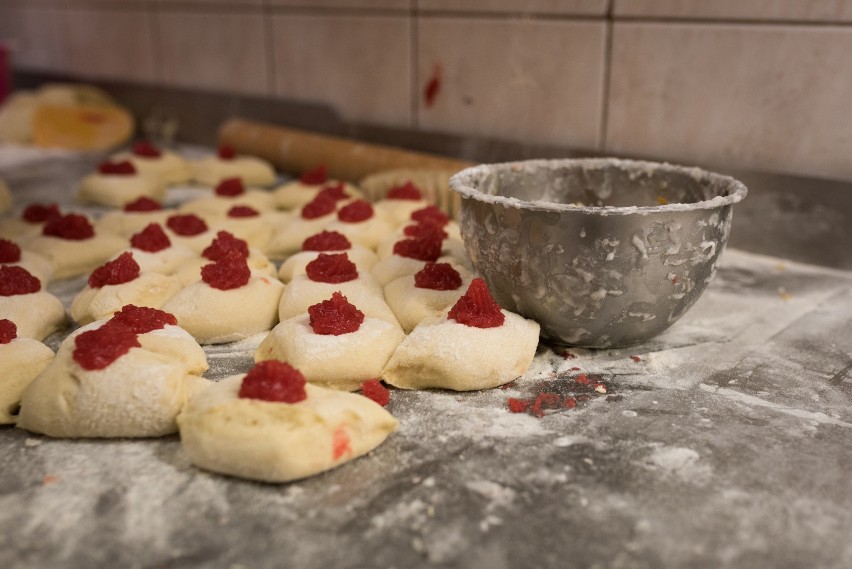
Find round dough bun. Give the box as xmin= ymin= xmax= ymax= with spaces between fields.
xmin=274 ymin=180 xmax=362 ymax=211
xmin=191 ymin=155 xmax=276 ymax=187
xmin=163 ymin=275 xmax=285 ymax=344
xmin=0 ymin=290 xmax=66 ymax=340
xmin=70 ymin=272 xmax=183 ymax=325
xmin=77 ymin=172 xmax=166 ymax=208
xmin=25 ymin=232 xmax=127 ymax=280
xmin=371 ymin=254 xmax=466 ymax=287
xmin=177 ymin=375 xmax=398 ymax=483
xmin=376 ymin=222 xmax=464 ymax=260
xmin=17 ymin=347 xmax=208 ymax=438
xmin=278 ymin=245 xmax=378 ymax=283
xmin=173 ymin=249 xmax=276 ymax=286
xmin=382 ymin=311 xmax=541 ymax=391
xmin=96 ymin=210 xmax=173 ymax=239
xmin=0 ymin=337 xmax=54 ymax=424
xmin=265 ymin=213 xmax=336 ymax=259
xmin=278 ymin=275 xmax=399 ymax=326
xmin=255 ymin=314 xmax=405 ymax=391
xmin=3 ymin=249 xmax=54 ymax=284
xmin=117 ymin=245 xmax=197 ymax=276
xmin=113 ymin=149 xmax=193 ymax=185
xmin=178 ymin=188 xmax=276 ymax=217
xmin=383 ymin=268 xmax=473 ymax=333
xmin=373 ymin=198 xmax=431 ymax=228
xmin=325 ymin=215 xmax=395 ymax=251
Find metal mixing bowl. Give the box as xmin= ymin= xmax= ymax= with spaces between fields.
xmin=449 ymin=158 xmax=748 ymax=348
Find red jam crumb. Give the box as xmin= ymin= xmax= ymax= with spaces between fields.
xmin=300 ymin=164 xmax=328 ymax=185
xmin=98 ymin=160 xmax=136 ymax=175
xmin=360 ymin=379 xmax=390 ymax=407
xmin=73 ymin=321 xmax=141 ymax=371
xmin=414 ymin=262 xmax=462 ymax=291
xmin=411 ymin=205 xmax=449 ymax=227
xmin=302 ymin=230 xmax=351 ymax=252
xmin=403 ymin=223 xmax=448 ymax=240
xmin=201 ymin=250 xmax=251 ymax=290
xmin=130 ymin=223 xmax=171 ymax=252
xmin=0 ymin=266 xmax=41 ymax=296
xmin=218 ymin=144 xmax=236 ymax=160
xmin=124 ymin=196 xmax=162 ymax=212
xmin=300 ymin=194 xmax=336 ymax=220
xmin=42 ymin=214 xmax=95 ymax=240
xmin=166 ymin=213 xmax=208 ymax=236
xmin=215 ymin=177 xmax=245 ymax=197
xmin=332 ymin=425 xmax=352 ymax=460
xmin=507 ymin=398 xmax=529 ymax=414
xmin=132 ymin=140 xmax=162 ymax=158
xmin=111 ymin=304 xmax=177 ymax=334
xmin=227 ymin=205 xmax=259 ymax=218
xmin=22 ymin=203 xmax=61 ymax=224
xmin=387 ymin=181 xmax=423 ymax=201
xmin=0 ymin=238 xmax=21 ymax=263
xmin=308 ymin=291 xmax=365 ymax=335
xmin=238 ymin=360 xmax=307 ymax=403
xmin=202 ymin=231 xmax=249 ymax=261
xmin=630 ymin=355 xmax=642 ymax=362
xmin=317 ymin=182 xmax=348 ymax=202
xmin=305 ymin=253 xmax=358 ymax=284
xmin=88 ymin=252 xmax=140 ymax=288
xmin=448 ymin=278 xmax=504 ymax=328
xmin=337 ymin=200 xmax=374 ymax=223
xmin=392 ymin=234 xmax=442 ymax=262
xmin=530 ymin=393 xmax=563 ymax=418
xmin=0 ymin=319 xmax=16 ymax=344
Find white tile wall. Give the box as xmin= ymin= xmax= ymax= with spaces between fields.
xmin=0 ymin=7 xmax=68 ymax=71
xmin=614 ymin=0 xmax=852 ymax=22
xmin=418 ymin=0 xmax=608 ymax=15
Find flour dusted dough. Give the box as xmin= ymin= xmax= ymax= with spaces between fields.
xmin=210 ymin=212 xmax=284 ymax=252
xmin=265 ymin=212 xmax=336 ymax=259
xmin=113 ymin=150 xmax=192 ymax=185
xmin=0 ymin=179 xmax=11 ymax=214
xmin=278 ymin=274 xmax=399 ymax=325
xmin=118 ymin=244 xmax=197 ymax=276
xmin=3 ymin=249 xmax=54 ymax=284
xmin=162 ymin=275 xmax=285 ymax=344
xmin=0 ymin=291 xmax=66 ymax=340
xmin=163 ymin=225 xmax=216 ymax=255
xmin=192 ymin=155 xmax=276 ymax=187
xmin=383 ymin=267 xmax=473 ymax=333
xmin=77 ymin=172 xmax=166 ymax=208
xmin=255 ymin=314 xmax=404 ymax=391
xmin=96 ymin=210 xmax=172 ymax=238
xmin=70 ymin=272 xmax=183 ymax=325
xmin=373 ymin=198 xmax=431 ymax=228
xmin=178 ymin=375 xmax=398 ymax=483
xmin=173 ymin=249 xmax=276 ymax=286
xmin=179 ymin=188 xmax=277 ymax=217
xmin=278 ymin=245 xmax=378 ymax=282
xmin=0 ymin=217 xmax=46 ymax=241
xmin=383 ymin=311 xmax=541 ymax=391
xmin=274 ymin=180 xmax=362 ymax=211
xmin=25 ymin=231 xmax=127 ymax=279
xmin=376 ymin=223 xmax=465 ymax=260
xmin=0 ymin=338 xmax=54 ymax=424
xmin=371 ymin=254 xmax=467 ymax=287
xmin=325 ymin=215 xmax=395 ymax=251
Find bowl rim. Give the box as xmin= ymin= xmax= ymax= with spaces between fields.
xmin=449 ymin=157 xmax=748 ymax=216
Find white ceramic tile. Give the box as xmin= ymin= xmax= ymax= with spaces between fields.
xmin=606 ymin=23 xmax=852 ymax=181
xmin=156 ymin=11 xmax=268 ymax=95
xmin=269 ymin=0 xmax=410 ymax=9
xmin=419 ymin=0 xmax=608 ymax=16
xmin=270 ymin=13 xmax=412 ymax=127
xmin=0 ymin=7 xmax=68 ymax=71
xmin=417 ymin=17 xmax=606 ymax=148
xmin=614 ymin=0 xmax=852 ymax=22
xmin=155 ymin=0 xmax=263 ymax=7
xmin=63 ymin=8 xmax=156 ymax=82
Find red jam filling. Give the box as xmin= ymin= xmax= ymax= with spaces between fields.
xmin=132 ymin=140 xmax=162 ymax=158
xmin=239 ymin=360 xmax=307 ymax=403
xmin=317 ymin=182 xmax=348 ymax=202
xmin=305 ymin=253 xmax=358 ymax=284
xmin=201 ymin=250 xmax=251 ymax=290
xmin=166 ymin=213 xmax=208 ymax=236
xmin=215 ymin=177 xmax=245 ymax=197
xmin=22 ymin=203 xmax=61 ymax=224
xmin=300 ymin=164 xmax=328 ymax=185
xmin=88 ymin=252 xmax=140 ymax=288
xmin=73 ymin=321 xmax=141 ymax=371
xmin=337 ymin=200 xmax=373 ymax=223
xmin=403 ymin=223 xmax=448 ymax=240
xmin=448 ymin=278 xmax=504 ymax=328
xmin=130 ymin=223 xmax=171 ymax=252
xmin=411 ymin=205 xmax=449 ymax=227
xmin=300 ymin=194 xmax=336 ymax=220
xmin=360 ymin=379 xmax=390 ymax=406
xmin=414 ymin=262 xmax=462 ymax=291
xmin=124 ymin=196 xmax=162 ymax=212
xmin=302 ymin=230 xmax=351 ymax=252
xmin=0 ymin=266 xmax=41 ymax=296
xmin=227 ymin=205 xmax=259 ymax=218
xmin=0 ymin=238 xmax=22 ymax=263
xmin=98 ymin=160 xmax=136 ymax=175
xmin=392 ymin=234 xmax=442 ymax=262
xmin=202 ymin=231 xmax=249 ymax=261
xmin=111 ymin=304 xmax=177 ymax=334
xmin=0 ymin=319 xmax=16 ymax=344
xmin=507 ymin=398 xmax=529 ymax=414
xmin=308 ymin=291 xmax=364 ymax=335
xmin=218 ymin=144 xmax=236 ymax=160
xmin=42 ymin=214 xmax=95 ymax=240
xmin=386 ymin=181 xmax=423 ymax=201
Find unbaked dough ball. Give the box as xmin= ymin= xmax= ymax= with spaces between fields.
xmin=0 ymin=335 xmax=54 ymax=424
xmin=256 ymin=314 xmax=404 ymax=391
xmin=173 ymin=248 xmax=276 ymax=286
xmin=278 ymin=274 xmax=398 ymax=325
xmin=376 ymin=222 xmax=465 ymax=260
xmin=163 ymin=214 xmax=217 ymax=254
xmin=113 ymin=144 xmax=193 ymax=185
xmin=0 ymin=285 xmax=66 ymax=341
xmin=77 ymin=169 xmax=166 ymax=208
xmin=0 ymin=179 xmax=11 ymax=214
xmin=118 ymin=243 xmax=197 ymax=276
xmin=278 ymin=245 xmax=378 ymax=283
xmin=383 ymin=311 xmax=540 ymax=391
xmin=96 ymin=209 xmax=173 ymax=239
xmin=179 ymin=187 xmax=277 ymax=217
xmin=384 ymin=265 xmax=473 ymax=333
xmin=325 ymin=208 xmax=395 ymax=252
xmin=209 ymin=210 xmax=286 ymax=252
xmin=25 ymin=223 xmax=127 ymax=280
xmin=1 ymin=239 xmax=53 ymax=284
xmin=265 ymin=211 xmax=337 ymax=259
xmin=70 ymin=272 xmax=182 ymax=325
xmin=274 ymin=179 xmax=362 ymax=211
xmin=371 ymin=253 xmax=465 ymax=287
xmin=178 ymin=374 xmax=398 ymax=483
xmin=191 ymin=148 xmax=276 ymax=187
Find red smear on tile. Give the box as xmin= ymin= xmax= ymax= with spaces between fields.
xmin=423 ymin=63 xmax=443 ymax=108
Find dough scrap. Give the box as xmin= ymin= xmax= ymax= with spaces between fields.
xmin=70 ymin=272 xmax=183 ymax=325
xmin=0 ymin=337 xmax=54 ymax=424
xmin=178 ymin=375 xmax=397 ymax=483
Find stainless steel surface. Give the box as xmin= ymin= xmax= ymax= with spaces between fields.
xmin=451 ymin=159 xmax=748 ymax=348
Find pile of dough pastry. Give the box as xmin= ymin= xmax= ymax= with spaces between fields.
xmin=383 ymin=278 xmax=540 ymax=391
xmin=112 ymin=140 xmax=192 ymax=185
xmin=191 ymin=145 xmax=276 ymax=187
xmin=0 ymin=319 xmax=54 ymax=425
xmin=178 ymin=360 xmax=398 ymax=483
xmin=0 ymin=237 xmax=53 ymax=284
xmin=0 ymin=264 xmax=66 ymax=340
xmin=77 ymin=159 xmax=165 ymax=208
xmin=17 ymin=305 xmax=209 ymax=438
xmin=274 ymin=165 xmax=361 ymax=211
xmin=278 ymin=230 xmax=378 ymax=282
xmin=25 ymin=213 xmax=126 ymax=279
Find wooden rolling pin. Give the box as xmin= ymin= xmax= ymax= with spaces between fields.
xmin=218 ymin=118 xmax=475 ymax=183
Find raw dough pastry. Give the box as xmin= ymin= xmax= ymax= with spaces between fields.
xmin=162 ymin=274 xmax=285 ymax=344
xmin=113 ymin=146 xmax=192 ymax=185
xmin=371 ymin=253 xmax=466 ymax=287
xmin=25 ymin=227 xmax=127 ymax=280
xmin=376 ymin=222 xmax=465 ymax=260
xmin=179 ymin=187 xmax=277 ymax=217
xmin=191 ymin=151 xmax=276 ymax=187
xmin=384 ymin=266 xmax=473 ymax=333
xmin=96 ymin=209 xmax=173 ymax=238
xmin=209 ymin=210 xmax=287 ymax=252
xmin=1 ymin=239 xmax=53 ymax=284
xmin=163 ymin=214 xmax=217 ymax=254
xmin=0 ymin=179 xmax=11 ymax=214
xmin=0 ymin=271 xmax=66 ymax=340
xmin=325 ymin=211 xmax=395 ymax=251
xmin=266 ymin=211 xmax=337 ymax=259
xmin=275 ymin=179 xmax=362 ymax=211
xmin=70 ymin=272 xmax=182 ymax=325
xmin=256 ymin=314 xmax=404 ymax=391
xmin=383 ymin=311 xmax=540 ymax=391
xmin=279 ymin=273 xmax=399 ymax=325
xmin=77 ymin=169 xmax=166 ymax=208
xmin=0 ymin=333 xmax=54 ymax=424
xmin=177 ymin=373 xmax=398 ymax=482
xmin=119 ymin=242 xmax=197 ymax=276
xmin=173 ymin=248 xmax=276 ymax=286
xmin=278 ymin=245 xmax=378 ymax=282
